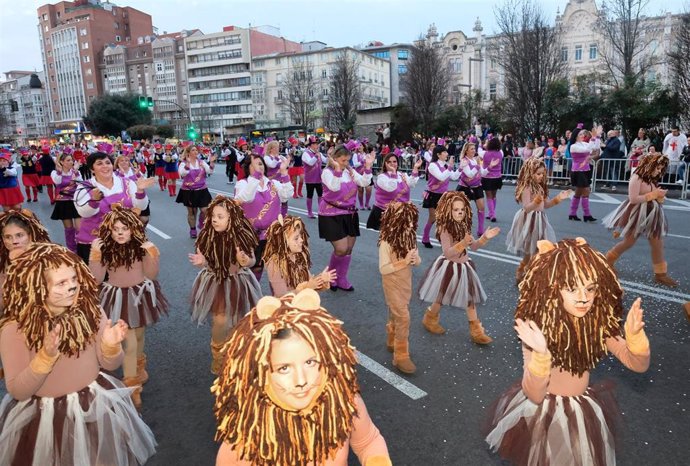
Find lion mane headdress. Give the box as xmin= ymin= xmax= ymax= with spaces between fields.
xmin=263 ymin=215 xmax=311 ymax=290
xmin=0 ymin=209 xmax=51 ymax=272
xmin=435 ymin=191 xmax=472 ymax=242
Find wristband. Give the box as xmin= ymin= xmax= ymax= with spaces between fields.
xmin=551 ymin=196 xmax=562 ymax=205
xmin=29 ymin=348 xmax=60 ymax=374
xmin=135 ymin=191 xmax=146 ymax=199
xmin=144 ymin=244 xmax=160 ymax=258
xmin=101 ymin=341 xmax=122 ymax=358
xmin=527 ymin=351 xmax=552 ymax=378
xmin=625 ymin=322 xmax=650 ymax=356
xmin=476 ymin=236 xmax=489 ymax=247
xmin=365 ymin=456 xmax=392 ymax=466
xmin=644 ymin=191 xmax=656 ymax=202
xmin=87 ymin=198 xmax=100 ymax=209
xmin=89 ymin=249 xmax=102 ymax=263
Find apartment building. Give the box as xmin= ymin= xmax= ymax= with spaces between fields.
xmin=0 ymin=71 xmax=50 ymax=145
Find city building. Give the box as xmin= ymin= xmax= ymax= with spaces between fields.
xmin=0 ymin=71 xmax=50 ymax=145
xmin=361 ymin=42 xmax=414 ymax=105
xmin=37 ymin=0 xmax=153 ymax=132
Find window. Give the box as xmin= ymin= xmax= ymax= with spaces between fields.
xmin=322 ymin=69 xmax=327 ymax=78
xmin=81 ymin=42 xmax=89 ymax=49
xmin=80 ymin=28 xmax=87 ymax=36
xmin=489 ymin=83 xmax=497 ymax=101
xmin=254 ymin=60 xmax=264 ymax=67
xmin=561 ymin=47 xmax=568 ymax=62
xmin=86 ymin=82 xmax=94 ymax=89
xmin=574 ymin=45 xmax=582 ymax=62
xmin=86 ymin=68 xmax=92 ymax=75
xmin=42 ymin=13 xmax=47 ymax=21
xmin=156 ymin=62 xmax=163 ymax=72
xmin=83 ymin=55 xmax=90 ymax=63
xmin=372 ymin=51 xmax=390 ymax=59
xmin=115 ymin=35 xmax=121 ymax=42
xmin=114 ymin=22 xmax=119 ymax=29
xmin=277 ymin=90 xmax=283 ymax=100
xmin=397 ymin=49 xmax=409 ymax=60
xmin=450 ymin=58 xmax=462 ymax=73
xmin=398 ymin=64 xmax=407 ymax=74
xmin=589 ymin=44 xmax=597 ymax=60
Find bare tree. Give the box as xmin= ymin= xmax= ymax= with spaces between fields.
xmin=668 ymin=13 xmax=690 ymax=122
xmin=328 ymin=51 xmax=361 ymax=132
xmin=401 ymin=39 xmax=449 ymax=135
xmin=493 ymin=0 xmax=565 ymax=138
xmin=282 ymin=60 xmax=319 ymax=130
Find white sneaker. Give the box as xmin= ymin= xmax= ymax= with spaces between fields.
xmin=611 ymin=186 xmax=617 ymax=191
xmin=676 ymin=179 xmax=684 ymax=185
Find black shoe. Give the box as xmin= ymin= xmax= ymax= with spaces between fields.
xmin=27 ymin=199 xmax=32 ymax=203
xmin=422 ymin=242 xmax=433 ymax=249
xmin=490 ymin=217 xmax=496 ymax=223
xmin=330 ymin=285 xmax=338 ymax=292
xmin=338 ymin=285 xmax=355 ymax=292
xmin=583 ymin=215 xmax=597 ymax=222
xmin=486 ymin=215 xmax=491 ymax=219
xmin=569 ymin=215 xmax=582 ymax=221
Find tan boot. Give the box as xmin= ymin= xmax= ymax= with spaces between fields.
xmin=210 ymin=341 xmax=225 ymax=375
xmin=469 ymin=320 xmax=493 ymax=345
xmin=683 ymin=302 xmax=690 ymax=323
xmin=122 ymin=376 xmax=142 ymax=410
xmin=653 ymin=262 xmax=678 ymax=288
xmin=136 ymin=354 xmax=149 ymax=385
xmin=605 ymin=249 xmax=619 ymax=266
xmin=392 ymin=339 xmax=416 ymax=374
xmin=422 ymin=307 xmax=445 ymax=335
xmin=386 ymin=322 xmax=395 ymax=353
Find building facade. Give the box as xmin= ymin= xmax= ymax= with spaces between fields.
xmin=0 ymin=71 xmax=50 ymax=145
xmin=362 ymin=42 xmax=413 ymax=105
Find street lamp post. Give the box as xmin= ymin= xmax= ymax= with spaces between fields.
xmin=151 ymin=98 xmax=192 ymax=138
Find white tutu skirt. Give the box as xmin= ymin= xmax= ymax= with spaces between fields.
xmin=484 ymin=381 xmax=620 ymax=466
xmin=505 ymin=209 xmax=556 ymax=256
xmin=0 ymin=372 xmax=156 ymax=466
xmin=100 ymin=279 xmax=169 ymax=328
xmin=418 ymin=256 xmax=487 ymax=308
xmin=601 ymin=199 xmax=667 ymax=239
xmin=190 ymin=268 xmax=261 ymax=328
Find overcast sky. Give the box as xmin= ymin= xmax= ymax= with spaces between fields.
xmin=0 ymin=0 xmax=683 ymax=76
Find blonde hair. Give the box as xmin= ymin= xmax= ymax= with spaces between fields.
xmin=515 ymin=157 xmax=548 ymax=203
xmin=0 ymin=209 xmax=51 ymax=272
xmin=265 ymin=141 xmax=280 ymax=155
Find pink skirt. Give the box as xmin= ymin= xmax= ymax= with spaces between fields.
xmin=0 ymin=187 xmax=24 ymax=206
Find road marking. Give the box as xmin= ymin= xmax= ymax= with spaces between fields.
xmin=146 ymin=224 xmax=171 ymax=240
xmin=665 ymin=198 xmax=690 ymax=207
xmin=592 ymin=193 xmax=621 ymax=204
xmin=668 ymin=233 xmax=690 ymax=240
xmin=356 ymin=351 xmax=427 ymax=400
xmin=618 ymin=279 xmax=690 ymax=300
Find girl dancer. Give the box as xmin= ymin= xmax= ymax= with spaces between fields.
xmin=163 ymin=144 xmax=179 ymax=197
xmin=352 ymin=141 xmax=374 ymax=210
xmin=568 ymin=125 xmax=602 ymax=222
xmin=603 ymin=153 xmax=677 ymax=286
xmin=38 ymin=145 xmax=56 ymax=205
xmin=18 ymin=148 xmax=39 ymax=203
xmin=481 ymin=137 xmax=503 ymax=223
xmin=188 ymin=196 xmax=262 ymax=374
xmin=263 ymin=140 xmax=289 ymax=217
xmin=114 ymin=154 xmax=151 ymax=227
xmin=263 ymin=215 xmax=336 ymax=297
xmin=319 ymin=144 xmax=374 ymax=292
xmin=421 ymin=145 xmax=460 ymax=248
xmin=506 ymin=157 xmax=572 ymax=283
xmin=286 ymin=137 xmax=304 ymax=198
xmin=418 ymin=191 xmax=499 ymax=344
xmin=366 ymin=152 xmax=422 ymax=230
xmin=89 ymin=207 xmax=168 ymax=409
xmin=379 ymin=202 xmax=421 ymax=374
xmin=0 ymin=153 xmax=24 ymax=211
xmin=485 ymin=238 xmax=650 ymax=466
xmin=212 ymin=290 xmax=391 ymax=466
xmin=176 ymin=144 xmax=215 ymax=238
xmin=302 ymin=135 xmax=328 ymax=219
xmin=51 ymin=152 xmax=82 ymax=253
xmin=153 ymin=143 xmax=166 ymax=191
xmin=457 ymin=142 xmax=489 ymax=236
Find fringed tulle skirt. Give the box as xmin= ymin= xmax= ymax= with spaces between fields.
xmin=602 ymin=199 xmax=667 ymax=239
xmin=0 ymin=372 xmax=157 ymax=466
xmin=190 ymin=268 xmax=261 ymax=328
xmin=418 ymin=256 xmax=487 ymax=308
xmin=506 ymin=209 xmax=556 ymax=256
xmin=484 ymin=381 xmax=619 ymax=466
xmin=100 ymin=279 xmax=169 ymax=328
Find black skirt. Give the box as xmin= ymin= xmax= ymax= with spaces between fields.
xmin=50 ymin=200 xmax=81 ymax=220
xmin=318 ymin=212 xmax=360 ymax=241
xmin=422 ymin=191 xmax=443 ymax=209
xmin=570 ymin=170 xmax=592 ymax=188
xmin=365 ymin=205 xmax=384 ymax=230
xmin=140 ymin=201 xmax=151 ymax=217
xmin=457 ymin=184 xmax=485 ymax=200
xmin=175 ymin=188 xmax=212 ymax=208
xmin=481 ymin=177 xmax=503 ymax=191
xmin=254 ymin=239 xmax=267 ymax=269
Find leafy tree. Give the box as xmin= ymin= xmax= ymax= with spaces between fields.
xmin=126 ymin=125 xmax=156 ymax=140
xmin=432 ymin=105 xmax=467 ymax=137
xmin=155 ymin=124 xmax=175 ymax=139
xmin=389 ymin=103 xmax=416 ymax=143
xmin=84 ymin=93 xmax=152 ymax=136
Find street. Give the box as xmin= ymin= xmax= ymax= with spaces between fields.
xmin=2 ymin=173 xmax=689 ymax=466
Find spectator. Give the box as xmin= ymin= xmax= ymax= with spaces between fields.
xmin=601 ymin=130 xmax=623 ymax=190
xmin=662 ymin=125 xmax=688 ymax=183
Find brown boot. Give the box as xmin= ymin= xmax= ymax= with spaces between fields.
xmin=386 ymin=322 xmax=395 ymax=353
xmin=136 ymin=354 xmax=149 ymax=385
xmin=515 ymin=257 xmax=529 ymax=285
xmin=469 ymin=320 xmax=493 ymax=345
xmin=653 ymin=262 xmax=678 ymax=288
xmin=210 ymin=341 xmax=225 ymax=375
xmin=392 ymin=339 xmax=416 ymax=374
xmin=605 ymin=249 xmax=619 ymax=266
xmin=122 ymin=376 xmax=142 ymax=410
xmin=683 ymin=302 xmax=690 ymax=323
xmin=422 ymin=307 xmax=445 ymax=335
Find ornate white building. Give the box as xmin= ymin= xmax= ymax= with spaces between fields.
xmin=0 ymin=71 xmax=50 ymax=145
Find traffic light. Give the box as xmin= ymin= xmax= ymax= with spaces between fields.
xmin=10 ymin=100 xmax=18 ymax=112
xmin=187 ymin=126 xmax=197 ymax=140
xmin=138 ymin=96 xmax=147 ymax=109
xmin=147 ymin=96 xmax=154 ymax=108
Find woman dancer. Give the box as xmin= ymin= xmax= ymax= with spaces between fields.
xmin=163 ymin=144 xmax=179 ymax=197
xmin=418 ymin=191 xmax=499 ymax=344
xmin=379 ymin=202 xmax=421 ymax=374
xmin=319 ymin=144 xmax=374 ymax=292
xmin=457 ymin=142 xmax=489 ymax=236
xmin=286 ymin=137 xmax=304 ymax=198
xmin=506 ymin=157 xmax=572 ymax=283
xmin=51 ymin=152 xmax=82 ymax=253
xmin=263 ymin=215 xmax=336 ymax=297
xmin=421 ymin=145 xmax=460 ymax=248
xmin=188 ymin=196 xmax=262 ymax=374
xmin=481 ymin=138 xmax=503 ymax=223
xmin=176 ymin=144 xmax=215 ymax=238
xmin=485 ymin=238 xmax=650 ymax=466
xmin=89 ymin=207 xmax=168 ymax=409
xmin=0 ymin=153 xmax=24 ymax=211
xmin=352 ymin=141 xmax=374 ymax=210
xmin=568 ymin=125 xmax=602 ymax=222
xmin=212 ymin=289 xmax=391 ymax=466
xmin=262 ymin=140 xmax=290 ymax=216
xmin=153 ymin=143 xmax=166 ymax=191
xmin=18 ymin=148 xmax=40 ymax=203
xmin=603 ymin=153 xmax=677 ymax=287
xmin=366 ymin=153 xmax=422 ymax=230
xmin=114 ymin=153 xmax=151 ymax=227
xmin=38 ymin=145 xmax=56 ymax=204
xmin=302 ymin=135 xmax=328 ymax=219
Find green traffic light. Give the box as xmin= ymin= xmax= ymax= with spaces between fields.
xmin=138 ymin=96 xmax=147 ymax=109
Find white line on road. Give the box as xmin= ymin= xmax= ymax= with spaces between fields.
xmin=618 ymin=279 xmax=690 ymax=300
xmin=667 ymin=233 xmax=690 ymax=240
xmin=665 ymin=198 xmax=690 ymax=207
xmin=592 ymin=193 xmax=620 ymax=204
xmin=146 ymin=224 xmax=171 ymax=239
xmin=356 ymin=351 xmax=428 ymax=400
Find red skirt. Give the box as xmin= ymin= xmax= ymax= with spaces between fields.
xmin=0 ymin=187 xmax=24 ymax=206
xmin=39 ymin=175 xmax=54 ymax=186
xmin=235 ymin=162 xmax=246 ymax=180
xmin=21 ymin=174 xmax=40 ymax=187
xmin=155 ymin=167 xmax=165 ymax=176
xmin=165 ymin=171 xmax=180 ymax=180
xmin=288 ymin=166 xmax=304 ymax=177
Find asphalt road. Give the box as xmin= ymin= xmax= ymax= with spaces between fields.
xmin=2 ymin=172 xmax=689 ymax=466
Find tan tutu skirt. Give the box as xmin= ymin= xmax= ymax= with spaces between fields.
xmin=484 ymin=381 xmax=620 ymax=466
xmin=505 ymin=209 xmax=556 ymax=256
xmin=190 ymin=268 xmax=261 ymax=328
xmin=0 ymin=372 xmax=157 ymax=466
xmin=418 ymin=256 xmax=486 ymax=308
xmin=99 ymin=279 xmax=169 ymax=328
xmin=601 ymin=199 xmax=667 ymax=239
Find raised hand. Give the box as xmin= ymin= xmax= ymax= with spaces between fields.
xmin=319 ymin=266 xmax=337 ymax=285
xmin=91 ymin=238 xmax=103 ymax=252
xmin=135 ymin=177 xmax=156 ymax=191
xmin=236 ymin=247 xmax=251 ymax=266
xmin=489 ymin=158 xmax=500 ymax=168
xmin=188 ymin=248 xmax=206 ymax=267
xmin=558 ymin=189 xmax=573 ymax=200
xmin=43 ymin=323 xmax=62 ymax=357
xmin=91 ymin=187 xmax=103 ymax=201
xmin=365 ymin=151 xmax=376 ymax=169
xmin=413 ymin=157 xmax=424 ymax=170
xmin=514 ymin=318 xmax=548 ymax=354
xmin=279 ymin=156 xmax=290 ymax=172
xmin=404 ymin=248 xmax=417 ymax=265
xmin=102 ymin=319 xmax=128 ymax=346
xmin=483 ymin=226 xmax=500 ymax=239
xmin=625 ymin=297 xmax=645 ymax=335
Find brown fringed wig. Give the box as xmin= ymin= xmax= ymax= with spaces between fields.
xmin=97 ymin=206 xmax=146 ymax=270
xmin=516 ymin=238 xmax=624 ymax=376
xmin=212 ymin=290 xmax=360 ymax=466
xmin=515 ymin=157 xmax=548 ymax=203
xmin=435 ymin=191 xmax=472 ymax=242
xmin=0 ymin=209 xmax=51 ymax=272
xmin=197 ymin=196 xmax=258 ymax=279
xmin=635 ymin=153 xmax=669 ymax=185
xmin=0 ymin=243 xmax=101 ymax=356
xmin=263 ymin=215 xmax=311 ymax=290
xmin=378 ymin=201 xmax=419 ymax=259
